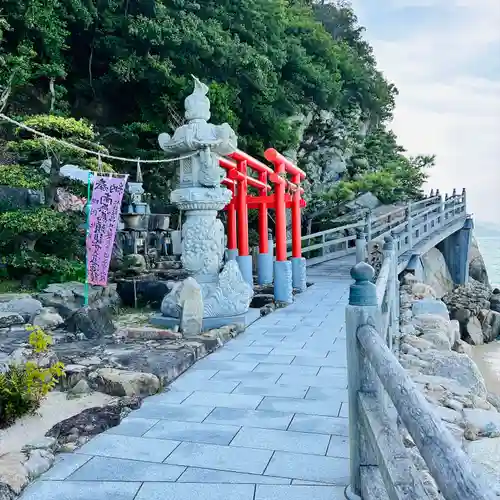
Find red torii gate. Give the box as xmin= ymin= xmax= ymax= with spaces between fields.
xmin=219 ymin=149 xmax=307 ymax=303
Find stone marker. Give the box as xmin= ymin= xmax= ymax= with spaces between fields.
xmin=179 ymin=277 xmax=203 ymax=336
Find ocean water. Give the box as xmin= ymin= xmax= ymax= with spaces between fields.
xmin=470 ymin=236 xmax=500 ymax=394
xmin=476 ymin=237 xmax=500 ymax=288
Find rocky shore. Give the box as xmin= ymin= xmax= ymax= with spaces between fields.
xmin=398 ymin=274 xmax=500 ymax=496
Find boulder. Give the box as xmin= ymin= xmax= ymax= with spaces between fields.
xmin=420 ymin=247 xmax=454 ymax=298
xmin=464 ymin=316 xmax=484 ymax=345
xmin=89 ymin=368 xmax=160 ymax=397
xmin=0 ymin=298 xmax=42 ymax=322
xmin=463 ymin=409 xmax=500 ymax=439
xmin=36 ymin=282 xmax=120 ymax=319
xmin=412 ymin=314 xmax=457 ymax=345
xmin=466 ymin=437 xmax=500 ymax=493
xmin=468 ymin=236 xmax=489 ymax=286
xmin=46 ymin=397 xmax=141 ymax=446
xmin=411 ymin=283 xmax=437 ymax=300
xmin=0 ymin=312 xmax=25 ymax=328
xmin=415 ymin=350 xmax=487 ymax=398
xmin=443 ymin=281 xmax=491 ymax=320
xmin=479 ymin=309 xmax=500 ymax=343
xmin=490 ymin=290 xmax=500 ymax=313
xmin=420 ymin=332 xmax=451 ymax=351
xmin=33 ymin=307 xmax=64 ymax=330
xmin=65 ymin=306 xmax=115 ymax=339
xmin=0 ymin=453 xmax=29 ymax=494
xmin=120 ymin=253 xmax=147 ymax=275
xmin=412 ymin=298 xmax=450 ymax=319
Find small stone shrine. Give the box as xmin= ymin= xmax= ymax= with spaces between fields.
xmin=151 ymin=76 xmax=254 ymax=331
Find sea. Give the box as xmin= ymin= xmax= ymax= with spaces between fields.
xmin=469 ymin=228 xmax=500 ymax=395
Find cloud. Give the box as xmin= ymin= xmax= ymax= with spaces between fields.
xmin=354 ymin=0 xmax=500 ymax=224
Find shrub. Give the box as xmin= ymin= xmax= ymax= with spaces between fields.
xmin=0 ymin=326 xmax=65 ymax=428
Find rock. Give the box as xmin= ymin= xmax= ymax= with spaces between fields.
xmin=0 ymin=312 xmax=25 ymax=328
xmin=420 ymin=332 xmax=451 ymax=351
xmin=480 ymin=309 xmax=500 ymax=343
xmin=421 ymin=247 xmax=455 ymax=298
xmin=411 ymin=283 xmax=437 ymax=300
xmin=22 ymin=437 xmax=57 ymax=453
xmin=0 ymin=298 xmax=42 ymax=322
xmin=412 ymin=298 xmax=450 ymax=319
xmin=33 ymin=308 xmax=64 ymax=330
xmin=466 ymin=437 xmax=500 ymax=490
xmin=36 ymin=282 xmax=120 ymax=319
xmin=121 ymin=327 xmax=182 ymax=341
xmin=0 ymin=453 xmax=29 ymax=494
xmin=454 ymin=339 xmax=473 ymax=356
xmin=61 ymin=364 xmax=88 ymax=389
xmin=433 ymin=405 xmax=463 ymax=425
xmin=463 ymin=409 xmax=500 ymax=439
xmin=89 ymin=368 xmax=160 ymax=397
xmin=345 ymin=192 xmax=380 ymax=211
xmin=179 ymin=277 xmax=203 ymax=336
xmin=443 ymin=281 xmax=491 ymax=322
xmin=415 ymin=350 xmax=487 ymax=398
xmin=23 ymin=449 xmax=54 ymax=479
xmin=464 ymin=316 xmax=484 ymax=345
xmin=0 ymin=483 xmax=15 ymax=500
xmin=402 ymin=335 xmax=434 ymax=351
xmin=412 ymin=314 xmax=456 ymax=345
xmin=46 ymin=397 xmax=141 ymax=446
xmin=468 ymin=236 xmax=489 ymax=286
xmin=488 ymin=393 xmax=500 ymax=412
xmin=449 ymin=320 xmax=461 ymax=346
xmin=251 ymin=294 xmax=275 ymax=308
xmin=65 ymin=306 xmax=116 ymax=339
xmin=6 ymin=346 xmax=58 ymax=369
xmin=69 ymin=379 xmax=92 ymax=395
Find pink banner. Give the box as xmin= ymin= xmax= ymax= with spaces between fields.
xmin=87 ymin=176 xmax=127 ymax=286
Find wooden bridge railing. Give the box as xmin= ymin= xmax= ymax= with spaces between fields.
xmin=344 ymin=239 xmax=493 ymax=499
xmin=293 ymin=189 xmax=467 ymax=266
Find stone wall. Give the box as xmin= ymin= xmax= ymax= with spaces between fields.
xmin=397 ymin=274 xmax=500 ymax=494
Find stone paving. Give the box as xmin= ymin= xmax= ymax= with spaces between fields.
xmin=21 ymin=257 xmax=354 ymax=500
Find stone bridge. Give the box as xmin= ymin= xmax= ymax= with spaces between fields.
xmin=20 ymin=190 xmax=485 ymax=500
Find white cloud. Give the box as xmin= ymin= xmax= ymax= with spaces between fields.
xmin=354 ymin=0 xmax=500 ymax=224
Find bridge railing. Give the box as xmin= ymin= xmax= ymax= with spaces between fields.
xmin=345 ymin=241 xmax=493 ymax=500
xmin=294 ymin=190 xmax=467 ymax=265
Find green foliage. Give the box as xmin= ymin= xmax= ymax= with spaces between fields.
xmin=0 ymin=164 xmax=47 ymax=189
xmin=0 ymin=207 xmax=72 ymax=235
xmin=0 ymin=325 xmax=65 ymax=428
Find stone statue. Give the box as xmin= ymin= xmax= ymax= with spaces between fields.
xmin=156 ymin=76 xmax=253 ymax=327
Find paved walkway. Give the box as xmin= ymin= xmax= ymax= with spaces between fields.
xmin=22 ymin=257 xmax=354 ymax=500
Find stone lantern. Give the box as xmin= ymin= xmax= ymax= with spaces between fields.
xmin=151 ymin=76 xmax=253 ymax=330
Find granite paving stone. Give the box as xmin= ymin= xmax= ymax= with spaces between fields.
xmin=258 ymin=397 xmax=343 ymax=417
xmin=191 ymin=359 xmax=259 ymax=372
xmin=211 ymin=370 xmax=281 ymax=384
xmin=255 ymin=485 xmax=345 ymax=500
xmin=105 ymin=417 xmax=159 ymax=437
xmin=168 ymin=378 xmax=239 ymax=394
xmin=21 ymin=481 xmax=141 ymax=500
xmin=304 ymin=387 xmax=348 ymax=402
xmin=252 ymin=363 xmax=319 ymax=375
xmin=232 ymin=384 xmax=309 ymax=399
xmin=68 ymin=456 xmax=185 ymax=481
xmin=288 ymin=414 xmax=349 ymax=436
xmin=181 ymin=391 xmax=263 ymax=409
xmin=134 ymin=483 xmax=255 ymax=500
xmin=164 ymin=442 xmax=272 ymax=474
xmin=178 ymin=468 xmax=291 ymax=484
xmin=264 ymin=451 xmax=350 ymax=484
xmin=143 ymin=420 xmax=240 ymax=445
xmin=277 ymin=373 xmax=347 ymax=389
xmin=327 ymin=435 xmax=349 ymax=458
xmin=230 ymin=427 xmax=330 ymax=455
xmin=204 ymin=407 xmax=294 ymax=430
xmin=131 ymin=403 xmax=214 ymax=422
xmin=76 ymin=434 xmax=180 ymax=463
xmin=233 ymin=353 xmax=295 ymax=364
xmin=40 ymin=454 xmax=92 ymax=481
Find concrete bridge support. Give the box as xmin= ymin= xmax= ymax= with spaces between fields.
xmin=437 ymin=215 xmax=474 ymax=286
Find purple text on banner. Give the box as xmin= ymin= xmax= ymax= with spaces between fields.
xmin=86 ymin=175 xmax=127 ymax=286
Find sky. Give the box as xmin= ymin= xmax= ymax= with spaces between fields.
xmin=351 ymin=0 xmax=500 ymax=225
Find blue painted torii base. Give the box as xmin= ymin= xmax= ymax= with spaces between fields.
xmin=274 ymin=260 xmax=293 ymax=304
xmin=257 ymin=252 xmax=274 ymax=285
xmin=291 ymin=257 xmax=307 ymax=293
xmin=237 ymin=255 xmax=253 ymax=287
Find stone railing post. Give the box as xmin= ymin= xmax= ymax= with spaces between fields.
xmin=365 ymin=211 xmax=372 ymax=242
xmin=345 ymin=262 xmax=378 ymax=500
xmin=452 ymin=188 xmax=457 ymax=217
xmin=444 ymin=193 xmax=449 ymax=220
xmin=406 ymin=203 xmax=413 ymax=250
xmin=355 ymin=230 xmax=366 ymax=263
xmin=382 ymin=235 xmax=397 ymax=350
xmin=462 ymin=188 xmax=467 ymax=214
xmin=321 ymin=233 xmax=326 ymax=257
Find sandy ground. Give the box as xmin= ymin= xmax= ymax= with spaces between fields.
xmin=0 ymin=391 xmax=114 ymax=455
xmin=470 ymin=341 xmax=500 ymax=396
